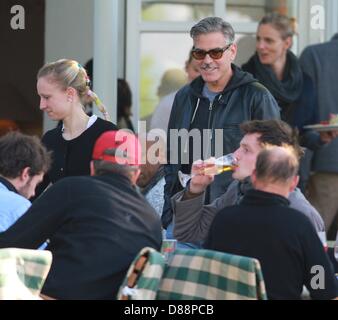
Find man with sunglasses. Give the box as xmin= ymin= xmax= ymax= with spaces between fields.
xmin=162 ymin=17 xmax=280 ymax=242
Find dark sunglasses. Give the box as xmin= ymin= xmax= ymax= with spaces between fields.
xmin=191 ymin=43 xmax=232 ymax=60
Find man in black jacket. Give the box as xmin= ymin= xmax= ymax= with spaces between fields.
xmin=162 ymin=17 xmax=280 ymax=238
xmin=205 ymin=145 xmax=337 ymax=299
xmin=0 ymin=130 xmax=162 ymax=300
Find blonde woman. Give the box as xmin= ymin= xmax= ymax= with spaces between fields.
xmin=36 ymin=59 xmax=117 ymax=194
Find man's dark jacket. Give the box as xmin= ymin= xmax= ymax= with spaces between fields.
xmin=0 ymin=173 xmax=162 ymax=299
xmin=162 ymin=64 xmax=280 ymax=228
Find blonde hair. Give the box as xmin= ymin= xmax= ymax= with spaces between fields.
xmin=37 ymin=59 xmax=110 ymax=121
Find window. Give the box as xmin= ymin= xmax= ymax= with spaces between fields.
xmin=140 ymin=32 xmax=192 ymax=120
xmin=142 ymin=0 xmax=213 ymax=22
xmin=226 ymin=0 xmax=297 ymax=23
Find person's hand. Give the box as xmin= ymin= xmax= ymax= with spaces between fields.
xmin=319 ymin=130 xmax=338 ymax=144
xmin=189 ymin=158 xmax=216 ymax=194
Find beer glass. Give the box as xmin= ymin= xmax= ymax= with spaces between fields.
xmin=178 ymin=153 xmax=237 ymax=188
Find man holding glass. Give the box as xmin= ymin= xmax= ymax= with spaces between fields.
xmin=172 ymin=120 xmax=325 ymax=244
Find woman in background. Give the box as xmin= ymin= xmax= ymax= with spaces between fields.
xmin=242 ymin=13 xmax=333 ymax=191
xmin=242 ymin=13 xmax=336 ymax=147
xmin=36 ymin=59 xmax=117 ymax=194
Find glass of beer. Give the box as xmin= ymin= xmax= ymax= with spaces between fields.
xmin=161 ymin=239 xmax=177 ymax=264
xmin=178 ymin=153 xmax=237 ymax=188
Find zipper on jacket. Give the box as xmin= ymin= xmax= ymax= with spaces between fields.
xmin=206 ymin=101 xmax=214 ymax=158
xmin=207 ymin=95 xmax=223 ymax=157
xmin=185 ymin=98 xmax=201 ymax=154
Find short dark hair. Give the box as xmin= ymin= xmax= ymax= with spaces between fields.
xmin=256 ymin=146 xmax=299 ymax=184
xmin=117 ymin=79 xmax=132 ymax=119
xmin=92 ymin=160 xmax=138 ymax=180
xmin=240 ymin=120 xmax=304 ymax=159
xmin=0 ymin=131 xmax=51 ymax=179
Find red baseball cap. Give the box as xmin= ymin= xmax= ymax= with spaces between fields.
xmin=92 ymin=130 xmax=141 ymax=166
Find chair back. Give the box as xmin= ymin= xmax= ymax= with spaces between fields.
xmin=118 ymin=247 xmax=267 ymax=300
xmin=0 ymin=248 xmax=52 ymax=300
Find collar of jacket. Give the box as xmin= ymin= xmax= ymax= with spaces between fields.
xmin=237 ymin=176 xmax=253 ymax=198
xmin=94 ymin=171 xmax=135 ymax=189
xmin=0 ymin=176 xmax=19 ymax=194
xmin=241 ymin=189 xmax=290 ymax=207
xmin=188 ymin=64 xmax=257 ymax=99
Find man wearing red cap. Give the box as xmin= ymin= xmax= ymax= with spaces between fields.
xmin=0 ymin=130 xmax=162 ymax=300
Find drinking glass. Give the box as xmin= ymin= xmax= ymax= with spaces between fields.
xmin=161 ymin=239 xmax=177 ymax=263
xmin=178 ymin=153 xmax=237 ymax=188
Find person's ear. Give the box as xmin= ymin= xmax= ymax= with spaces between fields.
xmin=66 ymin=87 xmax=76 ymax=103
xmin=20 ymin=167 xmax=31 ymax=181
xmin=229 ymin=43 xmax=238 ymax=62
xmin=131 ymin=168 xmax=141 ymax=185
xmin=90 ymin=161 xmax=95 ymax=176
xmin=289 ymin=175 xmax=299 ymax=192
xmin=284 ymin=36 xmax=292 ymax=50
xmin=19 ymin=167 xmax=30 ymax=184
xmin=251 ymin=169 xmax=257 ymax=186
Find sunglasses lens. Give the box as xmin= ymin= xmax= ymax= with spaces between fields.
xmin=192 ymin=50 xmax=206 ymax=60
xmin=192 ymin=45 xmax=230 ymax=60
xmin=209 ymin=49 xmax=224 ymax=59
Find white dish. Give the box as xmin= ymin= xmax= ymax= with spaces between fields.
xmin=303 ymin=124 xmax=338 ymax=132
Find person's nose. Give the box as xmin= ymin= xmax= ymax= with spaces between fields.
xmin=39 ymin=98 xmax=46 ymax=110
xmin=203 ymin=53 xmax=213 ymax=64
xmin=234 ymin=148 xmax=241 ymax=160
xmin=256 ymin=39 xmax=265 ymax=51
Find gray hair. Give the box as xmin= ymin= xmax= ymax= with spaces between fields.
xmin=190 ymin=17 xmax=235 ymax=44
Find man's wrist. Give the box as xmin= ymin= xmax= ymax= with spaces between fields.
xmin=182 ymin=183 xmax=204 ymax=200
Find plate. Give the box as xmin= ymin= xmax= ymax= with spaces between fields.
xmin=303 ymin=124 xmax=338 ymax=132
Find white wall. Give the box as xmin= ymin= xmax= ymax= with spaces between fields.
xmin=326 ymin=0 xmax=338 ymax=40
xmin=45 ymin=0 xmax=94 ymax=64
xmin=44 ymin=0 xmax=94 ymax=131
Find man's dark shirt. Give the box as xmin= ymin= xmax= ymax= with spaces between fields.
xmin=205 ymin=189 xmax=337 ymax=300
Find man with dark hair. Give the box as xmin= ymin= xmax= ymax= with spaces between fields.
xmin=204 ymin=146 xmax=338 ymax=300
xmin=0 ymin=130 xmax=162 ymax=300
xmin=0 ymin=131 xmax=51 ymax=231
xmin=162 ymin=16 xmax=280 ymax=239
xmin=172 ymin=120 xmax=324 ymax=245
